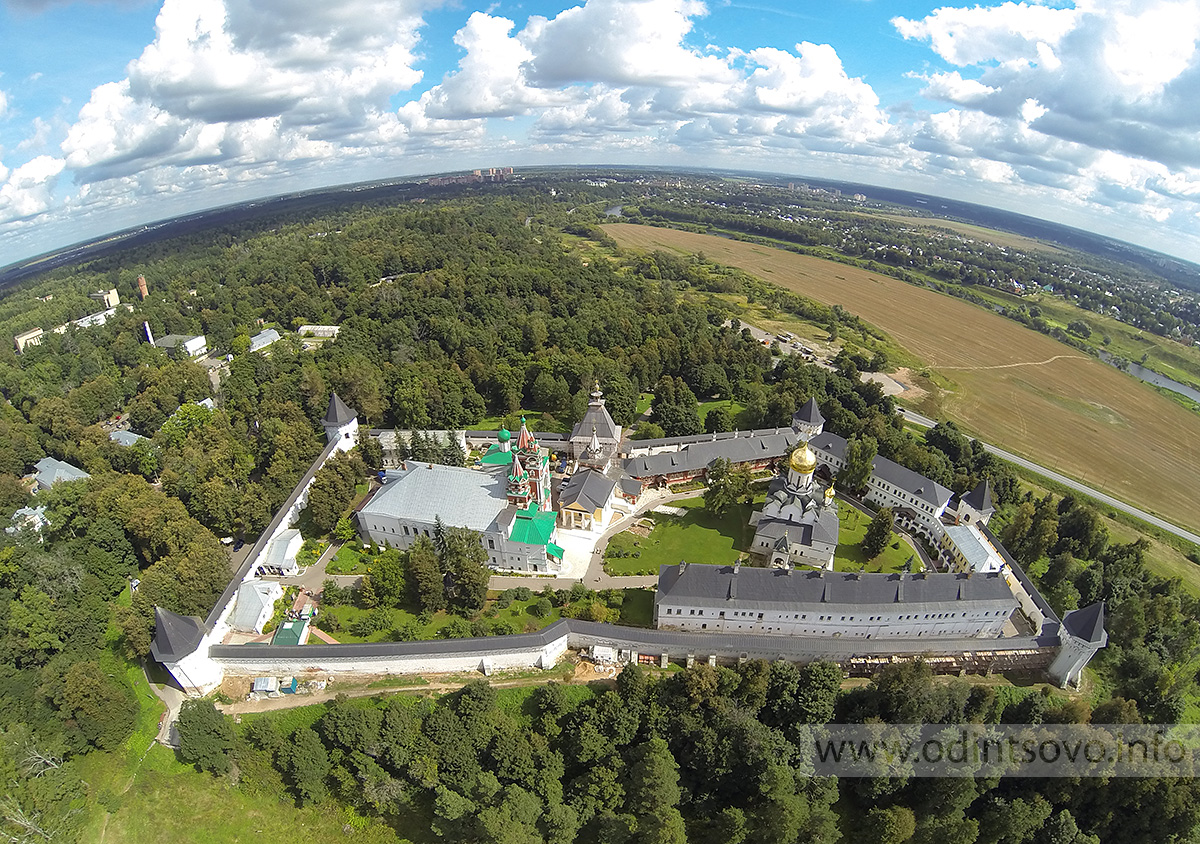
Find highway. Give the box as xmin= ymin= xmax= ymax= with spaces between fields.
xmin=899 ymin=409 xmax=1200 ymax=547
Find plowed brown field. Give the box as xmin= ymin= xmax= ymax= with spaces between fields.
xmin=607 ymin=223 xmax=1200 ymax=533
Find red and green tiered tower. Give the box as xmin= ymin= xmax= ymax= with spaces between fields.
xmin=506 ymin=451 xmax=532 ymax=508
xmin=516 ymin=417 xmax=551 ymax=511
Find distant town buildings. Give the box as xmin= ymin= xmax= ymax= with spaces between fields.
xmin=428 ymin=167 xmax=513 ymax=187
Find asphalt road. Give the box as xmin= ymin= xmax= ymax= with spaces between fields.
xmin=900 ymin=408 xmax=1200 ymax=547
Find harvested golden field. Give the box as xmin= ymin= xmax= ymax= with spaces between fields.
xmin=607 ymin=223 xmax=1200 ymax=533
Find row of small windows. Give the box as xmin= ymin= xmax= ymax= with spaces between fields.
xmin=663 ymin=607 xmax=1010 ymax=621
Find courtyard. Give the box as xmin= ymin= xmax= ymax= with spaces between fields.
xmin=602 ymin=494 xmax=922 ymax=574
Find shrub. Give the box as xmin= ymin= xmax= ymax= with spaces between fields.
xmin=513 ymin=586 xmax=533 ymax=602
xmin=533 ymin=598 xmax=553 ymax=618
xmin=470 ymin=620 xmax=490 ymax=638
xmin=392 ymin=620 xmax=421 ymax=642
xmin=492 ymin=620 xmax=516 ymax=636
xmin=438 ymin=617 xmax=472 ymax=639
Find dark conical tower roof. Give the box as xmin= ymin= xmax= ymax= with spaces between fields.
xmin=149 ymin=606 xmax=204 ymax=663
xmin=1062 ymin=602 xmax=1106 ymax=645
xmin=323 ymin=392 xmax=356 ymax=427
xmin=793 ymin=397 xmax=824 ymax=426
xmin=962 ymin=478 xmax=996 ymax=514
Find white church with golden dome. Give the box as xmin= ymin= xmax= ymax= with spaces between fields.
xmin=747 ymin=436 xmax=840 ymax=569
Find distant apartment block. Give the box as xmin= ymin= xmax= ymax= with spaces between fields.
xmin=427 ymin=167 xmax=513 ymax=187
xmin=89 ymin=288 xmax=120 ymax=309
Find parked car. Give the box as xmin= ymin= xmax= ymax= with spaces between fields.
xmin=233 ymin=539 xmax=245 ymax=552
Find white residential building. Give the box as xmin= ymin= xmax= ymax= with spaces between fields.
xmin=655 ymin=562 xmax=1016 ymax=639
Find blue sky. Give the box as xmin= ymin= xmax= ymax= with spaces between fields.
xmin=2 ymin=0 xmax=1200 ymax=264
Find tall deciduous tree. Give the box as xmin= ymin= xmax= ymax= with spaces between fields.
xmin=861 ymin=508 xmax=894 ymax=560
xmin=840 ymin=435 xmax=878 ymax=494
xmin=177 ymin=700 xmax=235 ymax=775
xmin=407 ymin=536 xmax=446 ymax=613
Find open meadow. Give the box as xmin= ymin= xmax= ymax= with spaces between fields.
xmin=606 ymin=223 xmax=1200 ymax=533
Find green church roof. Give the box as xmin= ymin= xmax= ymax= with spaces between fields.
xmin=480 ymin=444 xmax=514 ymax=465
xmin=497 ymin=427 xmax=511 ymax=442
xmin=508 ymin=506 xmax=558 ymax=546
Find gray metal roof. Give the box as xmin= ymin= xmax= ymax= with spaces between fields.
xmin=231 ymin=581 xmax=281 ymax=632
xmin=151 ymin=606 xmax=205 ymax=662
xmin=323 ymin=393 xmax=356 ymax=427
xmin=210 ymin=617 xmax=1053 ymax=663
xmin=869 ymin=449 xmax=954 ymax=509
xmin=108 ymin=429 xmax=146 ymax=447
xmin=33 ymin=456 xmax=90 ymax=486
xmin=618 ymin=476 xmax=643 ymax=496
xmin=944 ymin=525 xmax=1002 ymax=572
xmin=626 ymin=427 xmax=795 ymax=454
xmin=656 ymin=564 xmax=1015 ymax=613
xmin=559 ymin=469 xmax=617 ymax=511
xmin=571 ymin=398 xmax=620 ymax=443
xmin=624 ymin=429 xmax=796 ymax=477
xmin=360 ymin=463 xmax=508 ymax=533
xmin=249 ymin=328 xmax=281 ymax=352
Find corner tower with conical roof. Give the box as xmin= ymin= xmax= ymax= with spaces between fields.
xmin=792 ymin=397 xmax=825 ymax=439
xmin=1049 ymin=602 xmax=1108 ymax=687
xmin=149 ymin=606 xmax=224 ymax=694
xmin=323 ymin=392 xmax=359 ymax=453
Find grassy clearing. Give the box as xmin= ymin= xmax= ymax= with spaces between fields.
xmin=319 ymin=596 xmax=565 ymax=643
xmin=832 ymin=506 xmax=921 ymax=573
xmin=604 ymin=495 xmax=764 ymax=572
xmin=606 ymin=223 xmax=1200 ymax=533
xmin=635 ymin=393 xmax=654 ymax=416
xmin=697 ymin=397 xmax=750 ymax=429
xmin=618 ymin=589 xmax=656 ymax=627
xmin=93 ymin=745 xmax=406 ymax=844
xmin=326 ymin=543 xmax=373 ymax=575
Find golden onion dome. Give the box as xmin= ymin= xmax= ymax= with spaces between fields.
xmin=790 ymin=441 xmax=817 ymax=474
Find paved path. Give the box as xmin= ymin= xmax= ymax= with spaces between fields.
xmin=144 ymin=664 xmax=185 ymax=747
xmin=900 ymin=408 xmax=1200 ymax=546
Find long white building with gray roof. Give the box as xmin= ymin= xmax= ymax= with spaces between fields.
xmin=655 ymin=562 xmax=1016 ymax=639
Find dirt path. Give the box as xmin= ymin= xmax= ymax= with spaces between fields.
xmin=938 ymin=354 xmax=1087 ymax=371
xmin=217 ymin=670 xmax=594 ymax=716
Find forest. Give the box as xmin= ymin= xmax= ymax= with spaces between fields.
xmin=0 ymin=177 xmax=1197 ymax=841
xmin=171 ymin=662 xmax=1200 ymax=844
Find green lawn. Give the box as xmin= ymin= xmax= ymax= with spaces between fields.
xmin=636 ymin=393 xmax=655 ymax=416
xmin=604 ymin=495 xmax=765 ymax=573
xmin=604 ymin=495 xmax=918 ymax=574
xmin=696 ymin=397 xmax=750 ymax=429
xmin=617 ymin=589 xmax=656 ymax=627
xmin=319 ymin=596 xmax=565 ymax=643
xmin=832 ymin=506 xmax=922 ymax=573
xmin=326 ymin=543 xmax=373 ymax=575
